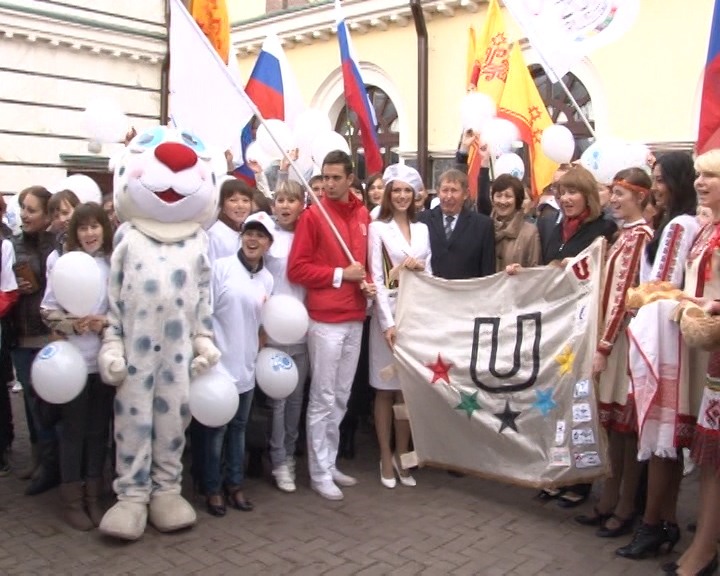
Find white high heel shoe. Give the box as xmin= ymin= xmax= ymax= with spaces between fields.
xmin=393 ymin=457 xmax=417 ymax=487
xmin=379 ymin=462 xmax=396 ymax=489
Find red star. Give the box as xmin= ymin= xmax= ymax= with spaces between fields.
xmin=491 ymin=32 xmax=507 ymax=47
xmin=532 ymin=128 xmax=543 ymax=144
xmin=425 ymin=354 xmax=453 ymax=384
xmin=528 ymin=106 xmax=542 ymax=122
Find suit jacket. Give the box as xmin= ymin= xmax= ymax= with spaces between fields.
xmin=419 ymin=207 xmax=496 ymax=280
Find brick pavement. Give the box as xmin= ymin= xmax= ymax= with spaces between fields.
xmin=0 ymin=393 xmax=695 ymax=575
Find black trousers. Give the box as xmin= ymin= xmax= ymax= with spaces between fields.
xmin=58 ymin=373 xmax=115 ymax=483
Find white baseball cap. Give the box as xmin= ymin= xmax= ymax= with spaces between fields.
xmin=242 ymin=212 xmax=274 ymax=240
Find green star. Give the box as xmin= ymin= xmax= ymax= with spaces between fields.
xmin=454 ymin=391 xmax=481 ymax=418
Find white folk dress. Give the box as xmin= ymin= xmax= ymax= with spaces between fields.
xmin=368 ymin=219 xmax=431 ymax=391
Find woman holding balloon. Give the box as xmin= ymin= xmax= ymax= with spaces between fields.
xmin=40 ymin=203 xmax=114 ymax=531
xmin=10 ymin=186 xmax=59 ymax=495
xmin=369 ymin=164 xmax=431 ymax=489
xmin=203 ymin=212 xmax=274 ymax=516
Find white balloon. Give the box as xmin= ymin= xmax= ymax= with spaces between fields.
xmin=294 ymin=108 xmax=331 ymax=153
xmin=189 ymin=368 xmax=239 ymax=427
xmin=580 ymin=138 xmax=630 ymax=184
xmin=494 ymin=153 xmax=525 ymax=179
xmin=32 ymin=342 xmax=88 ymax=404
xmin=82 ymin=99 xmax=128 ymax=144
xmin=245 ymin=141 xmax=271 ymax=169
xmin=55 ymin=174 xmax=102 ymax=204
xmin=4 ymin=194 xmax=21 ymax=236
xmin=625 ymin=143 xmax=651 ymax=173
xmin=256 ymin=119 xmax=294 ymax=160
xmin=50 ymin=252 xmax=103 ymax=317
xmin=209 ymin=147 xmax=229 ymax=181
xmin=288 ymin=153 xmax=315 ymax=185
xmin=310 ymin=131 xmax=350 ymax=165
xmin=484 ymin=118 xmax=519 ymax=154
xmin=261 ymin=295 xmax=309 ymax=345
xmin=255 ymin=348 xmax=299 ymax=400
xmin=541 ymin=125 xmax=576 ymax=164
xmin=460 ymin=92 xmax=496 ymax=133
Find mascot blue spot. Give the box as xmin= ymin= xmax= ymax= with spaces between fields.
xmin=176 ymin=240 xmax=185 ymax=248
xmin=134 ymin=336 xmax=151 ymax=353
xmin=156 ymin=305 xmax=164 ymax=313
xmin=153 ymin=397 xmax=170 ymax=414
xmin=138 ymin=309 xmax=148 ymax=319
xmin=174 ymin=353 xmax=183 ymax=364
xmin=170 ymin=437 xmax=184 ymax=451
xmin=138 ymin=424 xmax=152 ymax=439
xmin=164 ymin=320 xmax=183 ymax=341
xmin=129 ymin=407 xmax=138 ymax=416
xmin=128 ymin=365 xmax=137 ymax=375
xmin=133 ymin=469 xmax=149 ymax=486
xmin=118 ymin=165 xmax=125 ymax=176
xmin=123 ymin=184 xmax=128 ymax=193
xmin=116 ymin=301 xmax=125 ymax=315
xmin=144 ymin=279 xmax=158 ymax=294
xmin=176 ymin=298 xmax=184 ymax=307
xmin=154 ymin=344 xmax=161 ymax=352
xmin=144 ymin=375 xmax=154 ymax=389
xmin=115 ymin=432 xmax=124 ymax=442
xmin=162 ymin=370 xmax=175 ymax=383
xmin=159 ymin=256 xmax=166 ymax=262
xmin=180 ymin=403 xmax=189 ymax=417
xmin=122 ymin=454 xmax=134 ymax=465
xmin=202 ymin=317 xmax=213 ymax=330
xmin=114 ymin=271 xmax=124 ymax=286
xmin=114 ymin=399 xmax=124 ymax=416
xmin=135 ymin=262 xmax=142 ymax=271
xmin=171 ymin=269 xmax=187 ymax=289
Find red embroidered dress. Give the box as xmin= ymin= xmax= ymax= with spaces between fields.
xmin=598 ymin=221 xmax=653 ymax=431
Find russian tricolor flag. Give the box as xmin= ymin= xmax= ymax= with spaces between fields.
xmin=698 ymin=0 xmax=720 ymax=154
xmin=234 ymin=33 xmax=304 ymax=183
xmin=335 ymin=0 xmax=383 ymax=174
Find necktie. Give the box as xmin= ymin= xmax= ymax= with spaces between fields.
xmin=444 ymin=215 xmax=455 ymax=240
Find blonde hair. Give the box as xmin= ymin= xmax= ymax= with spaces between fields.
xmin=274 ymin=180 xmax=305 ymax=203
xmin=556 ymin=165 xmax=602 ymax=221
xmin=695 ymin=149 xmax=720 ymax=174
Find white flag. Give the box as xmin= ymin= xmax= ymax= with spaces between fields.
xmin=168 ymin=0 xmax=253 ymax=151
xmin=504 ymin=0 xmax=640 ymax=82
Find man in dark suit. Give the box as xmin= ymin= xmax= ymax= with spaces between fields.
xmin=419 ymin=169 xmax=495 ymax=279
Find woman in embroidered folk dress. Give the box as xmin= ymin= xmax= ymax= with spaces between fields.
xmin=368 ymin=164 xmax=431 ymax=489
xmin=575 ymin=169 xmax=653 ymax=537
xmin=664 ymin=150 xmax=720 ymax=576
xmin=617 ymin=153 xmax=700 ymax=560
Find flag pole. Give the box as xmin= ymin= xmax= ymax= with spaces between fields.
xmin=555 ymin=77 xmax=596 ymax=138
xmin=174 ymin=0 xmax=356 ymax=265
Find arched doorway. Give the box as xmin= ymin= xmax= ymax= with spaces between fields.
xmin=335 ymin=85 xmax=400 ymax=179
xmin=530 ymin=66 xmax=595 ymax=159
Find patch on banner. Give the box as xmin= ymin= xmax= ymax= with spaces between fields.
xmin=550 ymin=447 xmax=571 ymax=467
xmin=572 ymin=402 xmax=592 ymax=423
xmin=574 ymin=302 xmax=589 ymax=332
xmin=555 ymin=421 xmax=566 ymax=445
xmin=574 ymin=451 xmax=602 ymax=469
xmin=574 ymin=379 xmax=591 ymax=398
xmin=571 ymin=428 xmax=595 ymax=445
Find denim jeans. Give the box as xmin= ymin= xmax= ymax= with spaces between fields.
xmin=203 ymin=389 xmax=254 ymax=495
xmin=12 ymin=347 xmax=56 ymax=445
xmin=58 ymin=373 xmax=115 ymax=483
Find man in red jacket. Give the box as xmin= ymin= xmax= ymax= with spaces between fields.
xmin=288 ymin=150 xmax=376 ymax=501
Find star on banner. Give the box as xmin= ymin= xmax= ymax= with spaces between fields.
xmin=494 ymin=400 xmax=521 ymax=433
xmin=425 ymin=354 xmax=453 ymax=384
xmin=454 ymin=391 xmax=481 ymax=418
xmin=491 ymin=32 xmax=507 ymax=47
xmin=554 ymin=345 xmax=576 ymax=376
xmin=532 ymin=388 xmax=558 ymax=417
xmin=528 ymin=105 xmax=542 ymax=122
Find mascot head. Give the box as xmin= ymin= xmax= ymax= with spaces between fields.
xmin=113 ymin=126 xmax=219 ymax=227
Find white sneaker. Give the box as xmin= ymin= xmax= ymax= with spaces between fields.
xmin=11 ymin=382 xmax=22 ymax=393
xmin=312 ymin=481 xmax=344 ymax=501
xmin=331 ymin=469 xmax=357 ymax=487
xmin=272 ymin=464 xmax=296 ymax=493
xmin=286 ymin=457 xmax=296 ymax=479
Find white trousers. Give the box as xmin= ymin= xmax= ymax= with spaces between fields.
xmin=306 ymin=320 xmax=363 ymax=485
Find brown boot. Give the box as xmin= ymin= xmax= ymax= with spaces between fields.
xmin=84 ymin=477 xmax=106 ymax=527
xmin=16 ymin=444 xmax=39 ymax=480
xmin=60 ymin=482 xmax=94 ymax=531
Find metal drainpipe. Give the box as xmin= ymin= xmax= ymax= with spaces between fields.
xmin=410 ymin=0 xmax=429 ymax=184
xmin=160 ymin=0 xmax=170 ymax=125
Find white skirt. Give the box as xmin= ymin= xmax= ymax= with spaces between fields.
xmin=369 ymin=297 xmax=399 ymax=390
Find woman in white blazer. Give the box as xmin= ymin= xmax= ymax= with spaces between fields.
xmin=368 ymin=164 xmax=431 ymax=490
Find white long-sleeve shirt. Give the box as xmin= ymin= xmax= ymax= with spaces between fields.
xmin=640 ymin=214 xmax=700 ymax=287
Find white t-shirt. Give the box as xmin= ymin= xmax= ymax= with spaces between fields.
xmin=40 ymin=254 xmax=110 ymax=373
xmin=1 ymin=239 xmax=18 ymax=292
xmin=208 ymin=220 xmax=240 ymax=264
xmin=212 ymin=255 xmax=274 ymax=394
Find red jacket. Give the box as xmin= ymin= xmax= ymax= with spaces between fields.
xmin=288 ymin=195 xmax=371 ymax=323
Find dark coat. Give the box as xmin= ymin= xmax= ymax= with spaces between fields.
xmin=419 ymin=207 xmax=496 ymax=279
xmin=539 ymin=215 xmax=617 ymax=265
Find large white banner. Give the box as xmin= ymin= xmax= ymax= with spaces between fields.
xmin=503 ymin=0 xmax=640 ymax=82
xmin=394 ymin=240 xmax=609 ymax=487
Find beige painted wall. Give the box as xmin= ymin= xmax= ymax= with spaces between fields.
xmin=233 ymin=0 xmax=714 ymax=156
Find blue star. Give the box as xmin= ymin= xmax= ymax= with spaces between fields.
xmin=532 ymin=388 xmax=558 ymax=417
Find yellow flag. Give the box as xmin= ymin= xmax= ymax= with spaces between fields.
xmin=474 ymin=0 xmax=510 ymax=105
xmin=498 ymin=43 xmax=559 ymax=197
xmin=191 ymin=0 xmax=230 ymax=64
